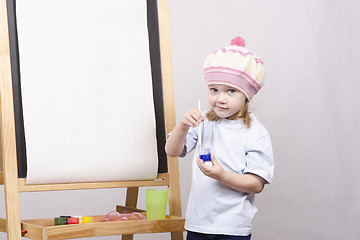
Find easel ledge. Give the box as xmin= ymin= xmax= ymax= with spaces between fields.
xmin=0 ymin=173 xmax=169 ymax=192
xmin=0 ymin=208 xmax=184 ymax=240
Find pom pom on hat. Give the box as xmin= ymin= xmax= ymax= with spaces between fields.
xmin=203 ymin=36 xmax=264 ymax=100
xmin=230 ymin=36 xmax=246 ymax=47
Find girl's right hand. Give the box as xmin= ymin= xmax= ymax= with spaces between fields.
xmin=180 ymin=109 xmax=205 ymax=128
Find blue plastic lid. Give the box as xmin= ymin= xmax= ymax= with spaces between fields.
xmin=200 ymin=153 xmax=211 ymax=161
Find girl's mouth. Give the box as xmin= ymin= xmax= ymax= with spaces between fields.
xmin=216 ymin=106 xmax=227 ymax=111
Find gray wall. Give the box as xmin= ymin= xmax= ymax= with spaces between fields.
xmin=170 ymin=0 xmax=360 ymax=239
xmin=1 ymin=0 xmax=360 ymax=239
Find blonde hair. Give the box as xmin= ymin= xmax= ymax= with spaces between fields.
xmin=206 ymin=100 xmax=251 ymax=128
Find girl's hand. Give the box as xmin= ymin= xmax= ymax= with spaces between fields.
xmin=197 ymin=154 xmax=225 ymax=181
xmin=181 ymin=109 xmax=205 ymax=128
xmin=197 ymin=154 xmax=266 ymax=194
xmin=165 ymin=108 xmax=204 ymax=157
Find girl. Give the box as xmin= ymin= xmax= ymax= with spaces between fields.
xmin=165 ymin=36 xmax=274 ymax=240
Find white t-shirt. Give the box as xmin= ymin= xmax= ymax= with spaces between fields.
xmin=181 ymin=113 xmax=274 ymax=236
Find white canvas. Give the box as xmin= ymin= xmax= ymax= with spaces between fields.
xmin=16 ymin=0 xmax=159 ymax=184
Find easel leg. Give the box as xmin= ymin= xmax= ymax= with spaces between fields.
xmin=168 ymin=157 xmax=183 ymax=240
xmin=121 ymin=187 xmax=139 ymax=240
xmin=0 ymin=0 xmax=22 ymax=238
xmin=157 ymin=0 xmax=185 ymax=236
xmin=172 ymin=231 xmax=184 ymax=240
xmin=3 ymin=173 xmax=21 ymax=240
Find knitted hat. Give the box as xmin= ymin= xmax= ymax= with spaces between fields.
xmin=203 ymin=36 xmax=264 ymax=100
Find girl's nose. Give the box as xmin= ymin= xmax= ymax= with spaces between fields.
xmin=217 ymin=93 xmax=227 ymax=103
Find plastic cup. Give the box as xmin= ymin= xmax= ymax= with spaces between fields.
xmin=145 ymin=189 xmax=168 ymax=220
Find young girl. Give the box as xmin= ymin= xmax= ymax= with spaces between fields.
xmin=165 ymin=36 xmax=274 ymax=240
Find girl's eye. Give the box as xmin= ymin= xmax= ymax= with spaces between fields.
xmin=228 ymin=89 xmax=236 ymax=94
xmin=210 ymin=88 xmax=218 ymax=93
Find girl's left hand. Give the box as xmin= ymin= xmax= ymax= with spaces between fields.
xmin=197 ymin=154 xmax=225 ymax=181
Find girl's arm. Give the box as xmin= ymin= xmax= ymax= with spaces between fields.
xmin=165 ymin=109 xmax=204 ymax=157
xmin=197 ymin=155 xmax=266 ymax=194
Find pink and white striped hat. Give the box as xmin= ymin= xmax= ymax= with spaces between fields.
xmin=204 ymin=36 xmax=264 ymax=100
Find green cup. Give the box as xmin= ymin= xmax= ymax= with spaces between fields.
xmin=145 ymin=189 xmax=168 ymax=220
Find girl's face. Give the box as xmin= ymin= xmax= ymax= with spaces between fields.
xmin=208 ymin=84 xmax=246 ymax=119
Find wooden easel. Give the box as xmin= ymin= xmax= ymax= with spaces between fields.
xmin=0 ymin=0 xmax=184 ymax=239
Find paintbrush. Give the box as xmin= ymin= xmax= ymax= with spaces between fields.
xmin=198 ymin=100 xmax=202 ymax=154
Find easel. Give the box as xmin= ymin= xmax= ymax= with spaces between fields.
xmin=0 ymin=0 xmax=185 ymax=239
